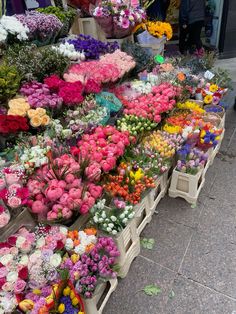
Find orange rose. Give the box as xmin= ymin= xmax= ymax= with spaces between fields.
xmin=41 ymin=115 xmax=50 ymax=126
xmin=30 ymin=115 xmax=42 ymax=128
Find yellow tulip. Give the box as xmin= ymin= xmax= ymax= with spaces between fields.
xmin=72 ymin=297 xmax=79 ymax=306
xmin=63 ymin=286 xmax=71 ymax=296
xmin=18 ymin=300 xmax=34 ymax=312
xmin=70 ymin=290 xmax=75 ymax=300
xmin=58 ymin=303 xmax=65 ymax=313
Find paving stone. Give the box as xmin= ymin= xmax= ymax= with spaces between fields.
xmin=157 ymin=196 xmax=202 ymax=228
xmin=103 ymin=256 xmax=175 ymax=314
xmin=165 ymin=275 xmax=236 ymax=314
xmin=197 ymin=197 xmax=236 ymax=243
xmin=179 ymin=231 xmax=236 ymax=299
xmin=140 ymin=215 xmax=193 ymax=271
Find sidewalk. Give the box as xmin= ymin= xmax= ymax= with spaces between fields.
xmin=104 ymin=86 xmax=236 ymax=313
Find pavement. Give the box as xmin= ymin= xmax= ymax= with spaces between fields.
xmin=104 ymin=68 xmax=236 ymax=314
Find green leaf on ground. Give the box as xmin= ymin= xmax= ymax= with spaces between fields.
xmin=191 ymin=204 xmax=197 ymax=208
xmin=140 ymin=238 xmax=155 ymax=250
xmin=142 ymin=284 xmax=162 ymax=296
xmin=169 ymin=290 xmax=175 ymax=299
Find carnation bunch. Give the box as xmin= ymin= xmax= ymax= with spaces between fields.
xmin=44 ymin=75 xmax=101 ymax=106
xmin=66 ymin=105 xmax=108 ymax=136
xmin=20 ymin=81 xmax=63 ymax=109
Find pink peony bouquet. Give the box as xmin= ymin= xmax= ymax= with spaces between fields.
xmin=0 ymin=165 xmax=29 ymax=211
xmin=64 ymin=50 xmax=135 ymax=85
xmin=27 ymin=154 xmax=103 ymax=221
xmin=71 ymin=125 xmax=130 ymax=173
xmin=121 ymin=82 xmax=179 ymax=123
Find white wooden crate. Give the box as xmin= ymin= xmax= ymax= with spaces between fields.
xmin=169 ymin=168 xmax=205 ymax=205
xmin=82 ymin=279 xmax=118 ymax=314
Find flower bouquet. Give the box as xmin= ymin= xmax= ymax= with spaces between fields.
xmin=61 ymin=235 xmax=120 ymax=298
xmin=67 ymin=34 xmax=119 ymax=60
xmin=0 ymin=15 xmax=29 ymax=45
xmin=90 ymin=199 xmax=135 ymax=235
xmin=0 ymin=204 xmax=10 ymax=229
xmin=0 ymin=225 xmax=68 ymax=313
xmin=0 ymin=164 xmax=28 ymax=215
xmin=71 ymin=125 xmax=130 ymax=173
xmin=93 ymin=1 xmax=146 ymax=39
xmin=27 ymin=153 xmax=103 ymax=223
xmin=104 ymin=162 xmax=155 ymax=205
xmin=16 ymin=11 xmax=63 ymax=46
xmin=176 ymin=145 xmax=208 ymax=175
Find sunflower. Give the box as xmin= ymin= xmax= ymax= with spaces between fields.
xmin=209 ymin=84 xmax=218 ymax=93
xmin=204 ymin=95 xmax=213 ymax=104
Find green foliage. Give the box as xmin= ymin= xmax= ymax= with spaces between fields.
xmin=37 ymin=6 xmax=76 ymax=23
xmin=212 ymin=67 xmax=233 ymax=90
xmin=5 ymin=44 xmax=70 ymax=82
xmin=177 ymin=50 xmax=217 ymax=75
xmin=0 ymin=63 xmax=21 ymax=103
xmin=121 ymin=42 xmax=153 ymax=75
xmin=142 ymin=284 xmax=162 ymax=296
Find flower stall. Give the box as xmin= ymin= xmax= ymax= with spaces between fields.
xmin=0 ymin=7 xmax=231 ymax=313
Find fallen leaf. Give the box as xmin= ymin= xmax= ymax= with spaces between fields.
xmin=143 ymin=284 xmax=162 ymax=296
xmin=169 ymin=290 xmax=175 ymax=299
xmin=140 ymin=238 xmax=155 ymax=250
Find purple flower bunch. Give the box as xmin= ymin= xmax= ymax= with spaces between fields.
xmin=20 ymin=81 xmax=63 ymax=109
xmin=176 ymin=145 xmax=208 ymax=174
xmin=16 ymin=12 xmax=62 ymax=41
xmin=205 ymin=106 xmax=223 ymax=113
xmin=62 ymin=237 xmax=119 ymax=298
xmin=67 ymin=35 xmax=119 ymax=60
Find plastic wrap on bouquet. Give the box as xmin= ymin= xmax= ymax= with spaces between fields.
xmin=113 ymin=23 xmax=133 ymax=39
xmin=94 ymin=15 xmax=113 ymax=38
xmin=95 ymin=92 xmax=122 ymax=113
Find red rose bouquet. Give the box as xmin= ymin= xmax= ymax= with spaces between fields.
xmin=0 ymin=115 xmax=29 ymax=134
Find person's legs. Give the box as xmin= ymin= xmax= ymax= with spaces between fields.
xmin=188 ymin=21 xmax=204 ymax=53
xmin=179 ymin=25 xmax=189 ymax=54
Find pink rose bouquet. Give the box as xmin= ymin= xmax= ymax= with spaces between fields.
xmin=64 ymin=50 xmax=135 ymax=85
xmin=71 ymin=126 xmax=130 ymax=173
xmin=122 ymin=82 xmax=179 ymax=122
